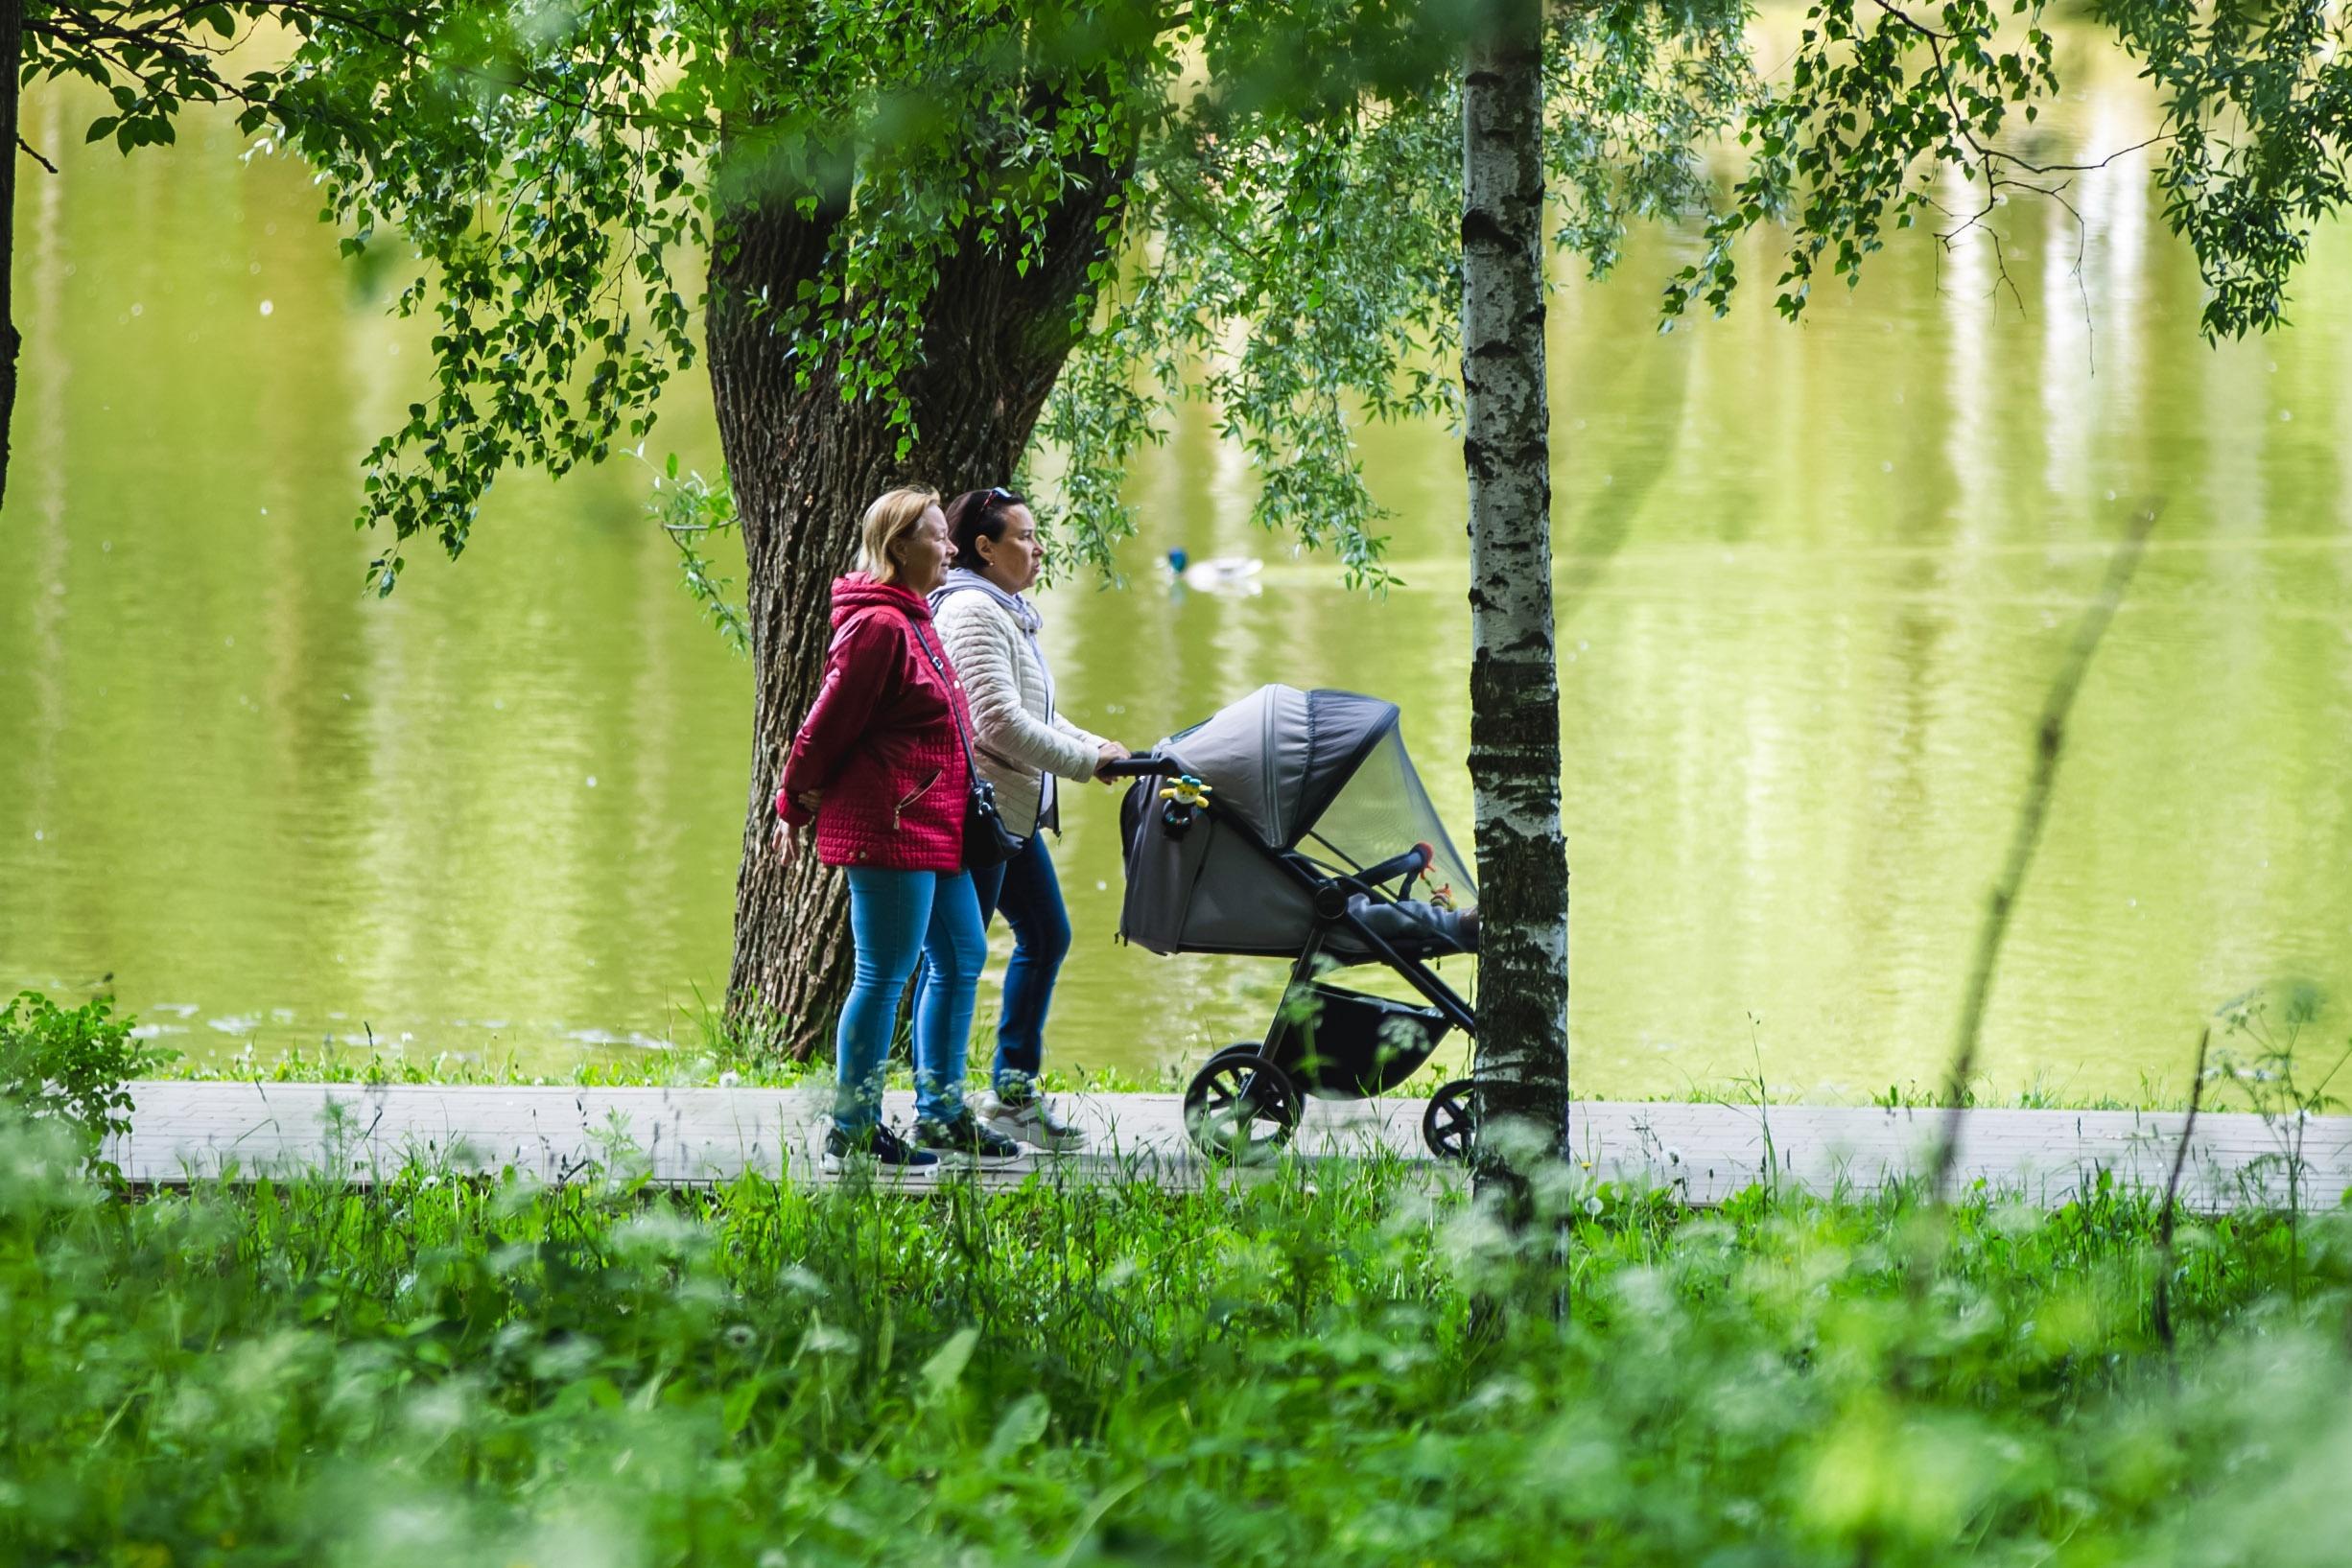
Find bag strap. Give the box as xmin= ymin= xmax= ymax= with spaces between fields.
xmin=897 ymin=610 xmax=986 ymax=784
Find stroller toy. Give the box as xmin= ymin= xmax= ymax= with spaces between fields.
xmin=1105 ymin=685 xmax=1484 ymax=1162
xmin=1157 ymin=774 xmax=1212 ymax=836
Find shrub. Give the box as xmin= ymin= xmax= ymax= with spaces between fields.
xmin=0 ymin=991 xmax=167 ymax=1182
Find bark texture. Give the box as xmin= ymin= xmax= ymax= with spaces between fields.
xmin=0 ymin=0 xmax=24 ymax=512
xmin=1461 ymin=0 xmax=1569 ymax=1158
xmin=711 ymin=130 xmax=1128 ymax=1060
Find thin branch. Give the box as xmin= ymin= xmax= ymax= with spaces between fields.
xmin=1927 ymin=499 xmax=2163 ymax=1204
xmin=17 ymin=135 xmax=59 ymax=175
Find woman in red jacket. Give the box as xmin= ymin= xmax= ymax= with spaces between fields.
xmin=774 ymin=486 xmax=1020 ymax=1169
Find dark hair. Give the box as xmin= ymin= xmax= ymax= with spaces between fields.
xmin=943 ymin=486 xmax=1027 ymax=568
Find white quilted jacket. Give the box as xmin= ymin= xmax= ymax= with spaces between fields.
xmin=931 ymin=585 xmax=1104 ymax=836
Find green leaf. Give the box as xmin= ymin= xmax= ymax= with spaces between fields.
xmin=918 ymin=1326 xmax=978 ymax=1404
xmin=985 ymin=1393 xmax=1052 ymax=1463
xmin=721 ymin=1375 xmax=763 ymax=1437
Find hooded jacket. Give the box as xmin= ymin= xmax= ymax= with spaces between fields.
xmin=929 ymin=569 xmax=1105 ymax=837
xmin=777 ymin=574 xmax=973 ymax=873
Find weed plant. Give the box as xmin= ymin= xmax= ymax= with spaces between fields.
xmin=4 ymin=1100 xmax=2351 ymax=1566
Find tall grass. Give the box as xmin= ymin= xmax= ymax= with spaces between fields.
xmin=4 ymin=1102 xmax=2350 ymax=1566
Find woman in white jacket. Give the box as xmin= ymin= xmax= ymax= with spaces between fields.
xmin=915 ymin=486 xmax=1129 ymax=1150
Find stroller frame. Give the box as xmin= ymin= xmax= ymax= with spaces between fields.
xmin=1109 ymin=755 xmax=1483 ymax=1161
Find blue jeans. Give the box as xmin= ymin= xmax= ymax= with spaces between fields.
xmin=919 ymin=832 xmax=1071 ymax=1102
xmin=835 ymin=867 xmax=986 ymax=1132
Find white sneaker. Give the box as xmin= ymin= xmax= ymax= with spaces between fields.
xmin=976 ymin=1088 xmax=1090 ymax=1152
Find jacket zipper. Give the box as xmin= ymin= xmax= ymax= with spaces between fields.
xmin=892 ymin=768 xmax=943 ymax=830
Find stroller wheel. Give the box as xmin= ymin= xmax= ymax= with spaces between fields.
xmin=1423 ymin=1078 xmax=1482 ymax=1160
xmin=1183 ymin=1051 xmax=1302 ymax=1164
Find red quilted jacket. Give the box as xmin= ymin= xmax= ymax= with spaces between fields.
xmin=778 ymin=574 xmax=973 ymax=873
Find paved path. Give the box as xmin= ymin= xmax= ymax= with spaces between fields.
xmin=113 ymin=1082 xmax=2352 ymax=1210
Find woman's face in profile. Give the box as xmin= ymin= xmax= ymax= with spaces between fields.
xmin=900 ymin=504 xmax=954 ymax=594
xmin=978 ymin=505 xmax=1044 ymax=591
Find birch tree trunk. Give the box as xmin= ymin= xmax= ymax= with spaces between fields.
xmin=1461 ymin=0 xmax=1569 ymax=1161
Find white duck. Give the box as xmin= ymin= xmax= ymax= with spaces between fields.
xmin=1164 ymin=548 xmax=1264 ymax=595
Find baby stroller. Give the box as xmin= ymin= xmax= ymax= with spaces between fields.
xmin=1105 ymin=686 xmax=1484 ymax=1162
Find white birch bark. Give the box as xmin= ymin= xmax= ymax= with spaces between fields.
xmin=1462 ymin=0 xmax=1569 ymax=1162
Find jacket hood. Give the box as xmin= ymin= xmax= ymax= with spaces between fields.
xmin=930 ymin=567 xmax=1044 ymax=635
xmin=831 ymin=572 xmax=932 ymax=627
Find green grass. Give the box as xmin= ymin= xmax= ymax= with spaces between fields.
xmin=154 ymin=1040 xmax=2226 ymax=1112
xmin=4 ymin=1101 xmax=2350 ymax=1566
xmin=147 ymin=994 xmax=2236 ymax=1109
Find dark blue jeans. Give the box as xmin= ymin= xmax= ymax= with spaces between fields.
xmin=917 ymin=831 xmax=1070 ymax=1100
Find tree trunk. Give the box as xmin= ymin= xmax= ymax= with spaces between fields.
xmin=710 ymin=137 xmax=1127 ymax=1061
xmin=1461 ymin=0 xmax=1568 ymax=1164
xmin=0 ymin=0 xmax=24 ymax=512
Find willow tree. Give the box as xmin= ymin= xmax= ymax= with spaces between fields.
xmin=260 ymin=0 xmax=1738 ymax=1061
xmin=264 ymin=0 xmax=2352 ymax=1077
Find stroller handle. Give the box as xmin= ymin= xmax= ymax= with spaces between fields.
xmin=1355 ymin=842 xmax=1432 ymax=889
xmin=1099 ymin=755 xmax=1172 ymax=779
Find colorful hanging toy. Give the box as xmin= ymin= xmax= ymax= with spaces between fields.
xmin=1159 ymin=774 xmax=1212 ymax=837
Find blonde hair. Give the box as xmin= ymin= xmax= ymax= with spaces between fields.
xmin=858 ymin=485 xmax=943 ymax=585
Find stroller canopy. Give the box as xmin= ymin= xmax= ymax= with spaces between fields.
xmin=1119 ymin=686 xmax=1477 ymax=957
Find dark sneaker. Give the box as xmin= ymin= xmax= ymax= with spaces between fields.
xmin=976 ymin=1087 xmax=1089 ymax=1152
xmin=823 ymin=1122 xmax=940 ymax=1171
xmin=913 ymin=1113 xmax=1022 ymax=1160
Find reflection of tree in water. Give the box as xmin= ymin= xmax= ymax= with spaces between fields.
xmin=1555 ymin=329 xmax=1694 ymax=625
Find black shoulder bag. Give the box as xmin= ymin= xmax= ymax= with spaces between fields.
xmin=902 ymin=613 xmax=1026 ymax=869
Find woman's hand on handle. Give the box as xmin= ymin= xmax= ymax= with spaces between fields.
xmin=1094 ymin=740 xmax=1132 ymax=783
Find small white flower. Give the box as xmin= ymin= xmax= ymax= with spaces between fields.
xmin=717 ymin=1070 xmax=741 ymax=1089
xmin=1582 ymin=1195 xmax=1603 ymax=1218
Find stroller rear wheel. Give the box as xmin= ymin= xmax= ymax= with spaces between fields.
xmin=1183 ymin=1050 xmax=1303 ymax=1164
xmin=1423 ymin=1078 xmax=1481 ymax=1160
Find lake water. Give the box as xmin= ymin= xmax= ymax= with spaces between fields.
xmin=4 ymin=47 xmax=2349 ymax=1101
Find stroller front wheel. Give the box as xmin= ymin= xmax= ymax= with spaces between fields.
xmin=1423 ymin=1078 xmax=1482 ymax=1161
xmin=1183 ymin=1051 xmax=1303 ymax=1164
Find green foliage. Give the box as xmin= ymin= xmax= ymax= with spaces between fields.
xmin=260 ymin=0 xmax=704 ymax=595
xmin=260 ymin=1 xmax=1181 ymax=594
xmin=1664 ymin=0 xmax=2352 ymax=339
xmin=23 ymin=2 xmax=290 ymax=156
xmin=2095 ymin=0 xmax=2352 ymax=337
xmin=1665 ymin=0 xmax=2059 ymax=323
xmin=2 ymin=1115 xmax=2350 ymax=1564
xmin=1042 ymin=0 xmax=1752 ymax=586
xmin=223 ymin=0 xmax=2352 ymax=614
xmin=0 ymin=991 xmax=168 ymax=1182
xmin=642 ymin=451 xmax=748 ymax=655
xmin=1042 ymin=86 xmax=1462 ymax=590
xmin=253 ymin=1 xmax=1752 ymax=598
xmin=1544 ymin=0 xmax=1753 ymax=278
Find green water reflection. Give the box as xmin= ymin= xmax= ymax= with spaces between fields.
xmin=3 ymin=55 xmax=2348 ymax=1101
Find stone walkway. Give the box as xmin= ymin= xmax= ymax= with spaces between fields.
xmin=112 ymin=1081 xmax=2352 ymax=1210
